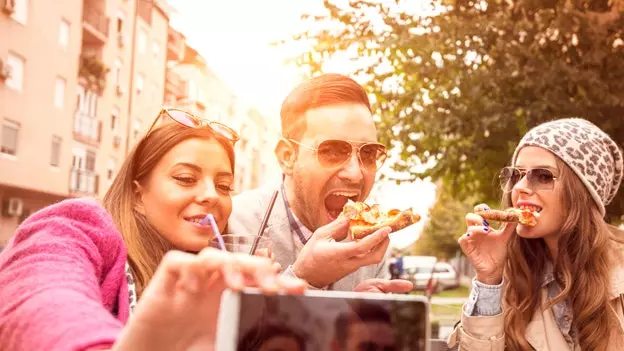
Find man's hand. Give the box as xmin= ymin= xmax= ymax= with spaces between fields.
xmin=292 ymin=216 xmax=391 ymax=288
xmin=353 ymin=279 xmax=413 ymax=293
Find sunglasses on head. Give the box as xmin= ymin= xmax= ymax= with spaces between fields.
xmin=146 ymin=108 xmax=240 ymax=143
xmin=499 ymin=167 xmax=559 ymax=193
xmin=287 ymin=139 xmax=388 ymax=172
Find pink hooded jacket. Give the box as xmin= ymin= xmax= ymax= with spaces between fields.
xmin=0 ymin=198 xmax=129 ymax=351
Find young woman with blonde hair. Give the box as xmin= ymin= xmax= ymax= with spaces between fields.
xmin=0 ymin=109 xmax=305 ymax=351
xmin=449 ymin=118 xmax=624 ymax=350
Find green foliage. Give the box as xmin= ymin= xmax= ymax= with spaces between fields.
xmin=79 ymin=55 xmax=109 ymax=94
xmin=411 ymin=187 xmax=473 ymax=259
xmin=285 ymin=0 xmax=624 ymax=221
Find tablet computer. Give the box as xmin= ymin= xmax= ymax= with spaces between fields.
xmin=216 ymin=288 xmax=430 ymax=351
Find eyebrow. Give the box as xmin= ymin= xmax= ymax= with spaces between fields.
xmin=172 ymin=162 xmax=233 ymax=178
xmin=515 ymin=164 xmax=558 ymax=170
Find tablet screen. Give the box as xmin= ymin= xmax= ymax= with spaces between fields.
xmin=234 ymin=292 xmax=428 ymax=351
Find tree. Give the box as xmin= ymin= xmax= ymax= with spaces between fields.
xmin=411 ymin=187 xmax=473 ymax=259
xmin=284 ymin=0 xmax=624 ymax=222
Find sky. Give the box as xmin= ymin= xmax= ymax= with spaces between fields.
xmin=167 ymin=0 xmax=439 ymax=248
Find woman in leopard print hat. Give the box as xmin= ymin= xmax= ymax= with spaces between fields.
xmin=449 ymin=118 xmax=624 ymax=351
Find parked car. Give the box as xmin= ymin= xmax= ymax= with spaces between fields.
xmin=398 ymin=256 xmax=459 ymax=292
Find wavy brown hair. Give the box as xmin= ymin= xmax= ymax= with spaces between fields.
xmin=502 ymin=157 xmax=624 ymax=351
xmin=102 ymin=121 xmax=235 ymax=297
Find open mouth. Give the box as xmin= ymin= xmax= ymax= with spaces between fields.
xmin=518 ymin=205 xmax=543 ymax=213
xmin=184 ymin=214 xmax=211 ymax=227
xmin=324 ymin=191 xmax=359 ymax=220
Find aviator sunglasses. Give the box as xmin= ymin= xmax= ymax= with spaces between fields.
xmin=146 ymin=108 xmax=240 ymax=143
xmin=499 ymin=166 xmax=559 ymax=193
xmin=288 ymin=139 xmax=388 ymax=171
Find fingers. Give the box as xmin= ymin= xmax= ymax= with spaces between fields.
xmin=466 ymin=212 xmax=488 ymax=227
xmin=159 ymin=250 xmax=211 ymax=294
xmin=342 ymin=227 xmax=391 ymax=257
xmin=382 ymin=279 xmax=414 ymax=293
xmin=499 ymin=221 xmax=517 ymax=240
xmin=473 ymin=203 xmax=490 ymax=213
xmin=194 ymin=248 xmax=305 ymax=294
xmin=315 ymin=216 xmax=350 ymax=241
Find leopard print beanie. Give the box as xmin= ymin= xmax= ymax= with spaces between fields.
xmin=512 ymin=118 xmax=623 ymax=216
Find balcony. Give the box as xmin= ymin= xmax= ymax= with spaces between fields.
xmin=82 ymin=0 xmax=109 ymax=45
xmin=165 ymin=70 xmax=187 ymax=99
xmin=167 ymin=27 xmax=185 ymax=61
xmin=69 ymin=169 xmax=99 ymax=195
xmin=73 ymin=112 xmax=102 ymax=146
xmin=78 ymin=54 xmax=108 ymax=95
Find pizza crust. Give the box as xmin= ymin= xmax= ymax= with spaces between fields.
xmin=342 ymin=200 xmax=421 ymax=239
xmin=475 ymin=208 xmax=538 ymax=227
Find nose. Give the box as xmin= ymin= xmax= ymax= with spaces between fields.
xmin=337 ymin=151 xmax=365 ymax=183
xmin=513 ymin=173 xmax=533 ymax=195
xmin=196 ymin=180 xmax=219 ymax=205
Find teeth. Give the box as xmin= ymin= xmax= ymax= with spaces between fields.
xmin=519 ymin=205 xmax=542 ymax=213
xmin=332 ymin=191 xmax=358 ymax=197
xmin=186 ymin=217 xmax=206 ymax=224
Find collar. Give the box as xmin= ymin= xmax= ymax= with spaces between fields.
xmin=288 ymin=205 xmax=314 ymax=240
xmin=280 ymin=184 xmax=314 ymax=242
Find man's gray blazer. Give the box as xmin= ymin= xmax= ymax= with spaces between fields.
xmin=228 ymin=185 xmax=390 ymax=291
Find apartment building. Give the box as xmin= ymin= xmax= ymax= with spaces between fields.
xmin=168 ymin=44 xmax=281 ymax=193
xmin=0 ymin=0 xmax=173 ymax=245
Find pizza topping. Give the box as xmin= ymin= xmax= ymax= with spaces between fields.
xmin=518 ymin=204 xmax=542 ymax=213
xmin=476 ymin=207 xmax=539 ymax=226
xmin=325 ymin=192 xmax=359 ymax=219
xmin=342 ymin=200 xmax=421 ymax=239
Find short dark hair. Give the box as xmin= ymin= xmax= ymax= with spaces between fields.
xmin=237 ymin=323 xmax=307 ymax=351
xmin=280 ymin=73 xmax=371 ymax=141
xmin=333 ymin=302 xmax=392 ymax=347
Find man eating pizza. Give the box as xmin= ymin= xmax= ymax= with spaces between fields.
xmin=229 ymin=74 xmax=414 ymax=293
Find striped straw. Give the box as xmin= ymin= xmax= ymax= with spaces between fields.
xmin=199 ymin=214 xmax=226 ymax=251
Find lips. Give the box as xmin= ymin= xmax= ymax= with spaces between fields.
xmin=184 ymin=214 xmax=213 ymax=226
xmin=516 ymin=201 xmax=543 ymax=213
xmin=324 ymin=190 xmax=360 ymax=220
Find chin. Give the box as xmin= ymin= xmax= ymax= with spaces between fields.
xmin=516 ymin=225 xmax=541 ymax=239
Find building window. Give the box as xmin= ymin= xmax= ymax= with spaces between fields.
xmin=116 ymin=10 xmax=125 ymax=33
xmin=152 ymin=41 xmax=159 ymax=59
xmin=133 ymin=119 xmax=141 ymax=140
xmin=111 ymin=107 xmax=119 ymax=132
xmin=107 ymin=157 xmax=116 ymax=180
xmin=50 ymin=136 xmax=61 ymax=167
xmin=85 ymin=150 xmax=96 ymax=172
xmin=6 ymin=53 xmax=25 ymax=92
xmin=58 ymin=19 xmax=70 ymax=51
xmin=138 ymin=28 xmax=147 ymax=54
xmin=1 ymin=119 xmax=20 ymax=156
xmin=136 ymin=74 xmax=144 ymax=95
xmin=54 ymin=77 xmax=66 ymax=108
xmin=11 ymin=0 xmax=28 ymax=25
xmin=114 ymin=58 xmax=122 ymax=87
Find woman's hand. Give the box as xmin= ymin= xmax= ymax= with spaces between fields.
xmin=458 ymin=204 xmax=516 ymax=285
xmin=112 ymin=248 xmax=306 ymax=351
xmin=254 ymin=247 xmax=281 ymax=272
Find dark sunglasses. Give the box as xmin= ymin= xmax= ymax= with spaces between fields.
xmin=499 ymin=167 xmax=559 ymax=193
xmin=146 ymin=108 xmax=240 ymax=143
xmin=287 ymin=139 xmax=388 ymax=171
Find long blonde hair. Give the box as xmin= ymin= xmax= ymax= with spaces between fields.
xmin=502 ymin=157 xmax=624 ymax=351
xmin=102 ymin=122 xmax=235 ymax=296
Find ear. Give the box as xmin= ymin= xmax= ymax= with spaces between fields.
xmin=133 ymin=180 xmax=146 ymax=215
xmin=275 ymin=138 xmax=297 ymax=176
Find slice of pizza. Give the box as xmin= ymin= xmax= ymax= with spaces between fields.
xmin=475 ymin=208 xmax=539 ymax=227
xmin=341 ymin=200 xmax=421 ymax=239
